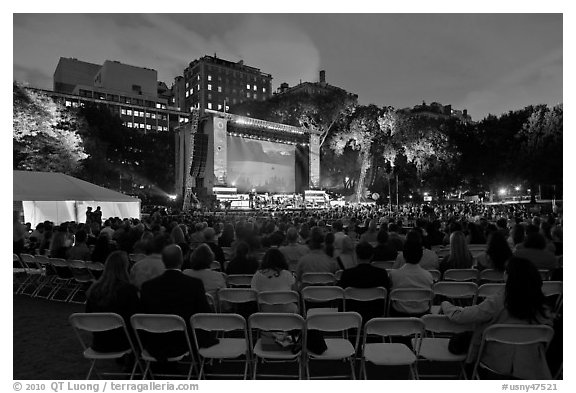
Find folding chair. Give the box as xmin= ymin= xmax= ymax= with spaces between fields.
xmin=538 ymin=269 xmax=551 ymax=281
xmin=226 ymin=274 xmax=254 ymax=288
xmin=476 ymin=283 xmax=505 ymax=304
xmin=130 ymin=314 xmax=197 ymax=380
xmin=416 ymin=314 xmax=474 ymax=379
xmin=301 ymin=272 xmax=336 ymax=287
xmin=301 ymin=286 xmax=344 ymax=316
xmin=13 ymin=254 xmax=27 ymax=294
xmin=206 ymin=293 xmax=217 ymax=312
xmin=304 ymin=312 xmax=362 ymax=379
xmin=32 ymin=255 xmax=58 ymax=298
xmin=85 ymin=261 xmax=105 ymax=280
xmin=248 ymin=312 xmax=305 ymax=379
xmin=542 ymin=281 xmax=563 ymax=316
xmin=128 ymin=253 xmax=146 ymax=264
xmin=191 ymin=313 xmax=251 ymax=379
xmin=335 ymin=270 xmax=343 ymax=281
xmin=69 ymin=313 xmax=142 ymax=379
xmin=428 ymin=269 xmax=442 ymax=283
xmin=343 ymin=287 xmax=387 ymax=323
xmin=217 ymin=288 xmax=258 ymax=316
xmin=48 ymin=258 xmax=76 ymax=301
xmin=361 ymin=317 xmax=425 ymax=379
xmin=18 ymin=254 xmax=43 ymax=295
xmin=387 ymin=288 xmax=433 ymax=317
xmin=431 ymin=282 xmax=478 ymax=314
xmin=471 ymin=324 xmax=554 ymax=379
xmin=443 ymin=269 xmax=479 ymax=282
xmin=371 ymin=260 xmax=396 ymax=270
xmin=68 ymin=260 xmax=96 ymax=303
xmin=479 ymin=269 xmax=505 ymax=283
xmin=257 ymin=291 xmax=300 ymax=314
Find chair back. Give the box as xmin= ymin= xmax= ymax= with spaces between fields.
xmin=218 ymin=288 xmax=258 ymax=305
xmin=306 ymin=311 xmax=362 ymax=332
xmin=85 ymin=262 xmax=104 ymax=280
xmin=13 ymin=254 xmax=24 ymax=269
xmin=477 ymin=283 xmax=505 ymax=303
xmin=443 ymin=268 xmax=479 ymax=282
xmin=538 ymin=269 xmax=550 ymax=281
xmin=344 ymin=287 xmax=387 ymax=303
xmin=301 ymin=272 xmax=336 ymax=286
xmin=20 ymin=254 xmax=40 ymax=270
xmin=210 ymin=261 xmax=222 ymax=271
xmin=226 ymin=274 xmax=254 ymax=288
xmin=432 ymin=282 xmax=478 ymax=302
xmin=479 ymin=269 xmax=505 ymax=283
xmin=371 ymin=260 xmax=396 ymax=270
xmin=248 ymin=312 xmax=305 ymax=332
xmin=257 ymin=291 xmax=300 ymax=313
xmin=421 ymin=314 xmax=474 ymax=335
xmin=69 ymin=260 xmax=94 ymax=281
xmin=542 ymin=281 xmax=562 ymax=297
xmin=130 ymin=314 xmax=187 ymax=334
xmin=191 ymin=313 xmax=246 ymax=332
xmin=50 ymin=258 xmax=73 ymax=279
xmin=364 ymin=317 xmax=425 ymax=338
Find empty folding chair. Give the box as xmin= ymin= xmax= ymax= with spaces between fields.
xmin=343 ymin=287 xmax=387 ymax=323
xmin=431 ymin=282 xmax=478 ymax=314
xmin=248 ymin=312 xmax=305 ymax=379
xmin=304 ymin=312 xmax=362 ymax=379
xmin=471 ymin=324 xmax=554 ymax=379
xmin=476 ymin=283 xmax=505 ymax=304
xmin=257 ymin=291 xmax=300 ymax=314
xmin=32 ymin=255 xmax=58 ymax=298
xmin=217 ymin=288 xmax=258 ymax=317
xmin=191 ymin=313 xmax=251 ymax=379
xmin=417 ymin=314 xmax=474 ymax=379
xmin=301 ymin=272 xmax=336 ymax=287
xmin=387 ymin=288 xmax=433 ymax=317
xmin=68 ymin=260 xmax=96 ymax=303
xmin=361 ymin=317 xmax=425 ymax=379
xmin=85 ymin=261 xmax=105 ymax=281
xmin=210 ymin=261 xmax=222 ymax=271
xmin=18 ymin=254 xmax=43 ymax=295
xmin=301 ymin=286 xmax=344 ymax=317
xmin=479 ymin=269 xmax=505 ymax=283
xmin=542 ymin=281 xmax=563 ymax=316
xmin=69 ymin=313 xmax=142 ymax=379
xmin=226 ymin=274 xmax=254 ymax=288
xmin=131 ymin=314 xmax=197 ymax=380
xmin=335 ymin=270 xmax=343 ymax=281
xmin=538 ymin=269 xmax=551 ymax=281
xmin=13 ymin=254 xmax=27 ymax=294
xmin=443 ymin=269 xmax=479 ymax=282
xmin=48 ymin=258 xmax=76 ymax=301
xmin=371 ymin=260 xmax=396 ymax=270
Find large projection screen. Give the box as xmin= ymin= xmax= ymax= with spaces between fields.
xmin=227 ymin=135 xmax=296 ymax=193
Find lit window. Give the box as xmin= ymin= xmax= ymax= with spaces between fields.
xmin=208 ymin=84 xmax=212 ymax=91
xmin=127 ymin=109 xmax=132 ymax=115
xmin=65 ymin=101 xmax=72 ymax=107
xmin=151 ymin=113 xmax=156 ymax=119
xmin=185 ymin=82 xmax=189 ymax=88
xmin=184 ymin=118 xmax=189 ymax=123
xmin=253 ymin=85 xmax=257 ymax=91
xmin=163 ymin=126 xmax=168 ymax=131
xmin=263 ymin=87 xmax=266 ymax=93
xmin=190 ymin=88 xmax=193 ymax=95
xmin=127 ymin=122 xmax=133 ymax=128
xmin=156 ymin=103 xmax=161 ymax=108
xmin=218 ymin=104 xmax=222 ymax=110
xmin=139 ymin=123 xmax=145 ymax=129
xmin=208 ymin=75 xmax=212 ymax=81
xmin=197 ymin=75 xmax=200 ymax=81
xmin=218 ymin=86 xmax=222 ymax=92
xmin=197 ymin=84 xmax=200 ymax=90
xmin=121 ymin=109 xmax=126 ymax=115
xmin=225 ymin=105 xmax=229 ymax=111
xmin=158 ymin=126 xmax=163 ymax=131
xmin=146 ymin=112 xmax=150 ymax=118
xmin=207 ymin=103 xmax=212 ymax=109
xmin=247 ymin=84 xmax=250 ymax=90
xmin=246 ymin=92 xmax=250 ymax=98
xmin=146 ymin=124 xmax=151 ymax=130
xmin=185 ymin=91 xmax=189 ymax=98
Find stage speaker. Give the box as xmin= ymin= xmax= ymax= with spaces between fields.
xmin=190 ymin=133 xmax=209 ymax=177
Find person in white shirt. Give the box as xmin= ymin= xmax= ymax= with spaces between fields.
xmin=251 ymin=248 xmax=297 ymax=313
xmin=183 ymin=244 xmax=226 ymax=299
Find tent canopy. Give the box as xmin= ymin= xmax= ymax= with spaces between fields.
xmin=14 ymin=171 xmax=140 ymax=226
xmin=14 ymin=171 xmax=138 ymax=202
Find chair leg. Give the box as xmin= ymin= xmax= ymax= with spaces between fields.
xmin=86 ymin=360 xmax=97 ymax=380
xmin=252 ymin=358 xmax=258 ymax=380
xmin=350 ymin=358 xmax=356 ymax=380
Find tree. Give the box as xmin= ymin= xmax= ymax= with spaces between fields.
xmin=13 ymin=83 xmax=88 ymax=174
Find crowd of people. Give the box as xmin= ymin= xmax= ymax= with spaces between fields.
xmin=14 ymin=201 xmax=563 ymax=379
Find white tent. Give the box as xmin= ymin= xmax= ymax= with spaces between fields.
xmin=13 ymin=171 xmax=140 ymax=226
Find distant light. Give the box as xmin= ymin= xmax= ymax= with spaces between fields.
xmin=423 ymin=192 xmax=429 ymax=196
xmin=498 ymin=188 xmax=507 ymax=196
xmin=409 ymin=195 xmax=413 ymax=199
xmin=168 ymin=195 xmax=177 ymax=200
xmin=515 ymin=186 xmax=521 ymax=191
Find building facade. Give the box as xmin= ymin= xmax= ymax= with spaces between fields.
xmin=52 ymin=57 xmax=190 ymax=132
xmin=183 ymin=55 xmax=273 ymax=114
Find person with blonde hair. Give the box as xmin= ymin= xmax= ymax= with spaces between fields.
xmin=439 ymin=230 xmax=474 ymax=273
xmin=335 ymin=235 xmax=357 ymax=270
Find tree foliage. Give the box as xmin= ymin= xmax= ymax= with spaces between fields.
xmin=13 ymin=83 xmax=88 ymax=174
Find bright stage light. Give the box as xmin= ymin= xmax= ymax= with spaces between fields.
xmin=168 ymin=195 xmax=177 ymax=200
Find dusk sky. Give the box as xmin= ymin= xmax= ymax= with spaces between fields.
xmin=13 ymin=13 xmax=562 ymax=120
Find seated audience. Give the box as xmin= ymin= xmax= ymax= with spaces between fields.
xmin=439 ymin=230 xmax=474 ymax=273
xmin=67 ymin=229 xmax=92 ymax=261
xmin=86 ymin=251 xmax=140 ymax=352
xmin=475 ymin=231 xmax=512 ymax=272
xmin=514 ymin=232 xmax=558 ymax=271
xmin=441 ymin=257 xmax=553 ymax=379
xmin=225 ymin=241 xmax=259 ymax=275
xmin=335 ymin=236 xmax=357 ymax=270
xmin=129 ymin=233 xmax=171 ymax=290
xmin=372 ymin=227 xmax=398 ymax=262
xmin=183 ymin=244 xmax=226 ymax=298
xmin=295 ymin=226 xmax=338 ymax=282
